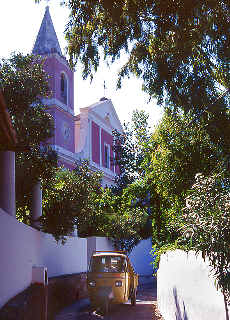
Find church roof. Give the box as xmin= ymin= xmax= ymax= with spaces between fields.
xmin=32 ymin=6 xmax=62 ymax=56
xmin=80 ymin=98 xmax=123 ymax=132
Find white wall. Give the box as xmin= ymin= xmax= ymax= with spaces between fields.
xmin=0 ymin=209 xmax=87 ymax=308
xmin=87 ymin=236 xmax=114 ymax=267
xmin=95 ymin=237 xmax=114 ymax=252
xmin=157 ymin=249 xmax=226 ymax=320
xmin=129 ymin=238 xmax=153 ymax=276
xmin=41 ymin=232 xmax=87 ymax=277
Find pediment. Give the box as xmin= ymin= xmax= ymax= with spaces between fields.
xmin=89 ymin=99 xmax=123 ymax=132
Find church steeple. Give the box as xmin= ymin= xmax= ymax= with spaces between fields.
xmin=32 ymin=6 xmax=75 ymax=170
xmin=32 ymin=6 xmax=62 ymax=56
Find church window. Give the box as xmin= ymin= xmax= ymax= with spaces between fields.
xmin=60 ymin=73 xmax=67 ymax=104
xmin=104 ymin=144 xmax=110 ymax=168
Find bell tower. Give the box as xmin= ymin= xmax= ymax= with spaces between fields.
xmin=32 ymin=6 xmax=75 ymax=169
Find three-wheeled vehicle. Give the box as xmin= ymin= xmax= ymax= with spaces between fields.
xmin=87 ymin=251 xmax=138 ymax=314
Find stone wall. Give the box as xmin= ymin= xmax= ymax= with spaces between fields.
xmin=0 ymin=273 xmax=88 ymax=320
xmin=48 ymin=273 xmax=88 ymax=318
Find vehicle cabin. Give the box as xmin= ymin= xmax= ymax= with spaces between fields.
xmin=87 ymin=251 xmax=138 ymax=312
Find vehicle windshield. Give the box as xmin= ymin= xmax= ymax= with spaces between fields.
xmin=90 ymin=255 xmax=126 ymax=273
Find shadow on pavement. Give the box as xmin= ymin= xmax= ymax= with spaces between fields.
xmin=77 ymin=302 xmax=155 ymax=320
xmin=55 ymin=278 xmax=157 ymax=320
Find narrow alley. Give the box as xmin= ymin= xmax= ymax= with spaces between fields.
xmin=55 ymin=281 xmax=164 ymax=320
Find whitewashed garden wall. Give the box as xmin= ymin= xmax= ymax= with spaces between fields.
xmin=157 ymin=249 xmax=226 ymax=320
xmin=0 ymin=208 xmax=113 ymax=308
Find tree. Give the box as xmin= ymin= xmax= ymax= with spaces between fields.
xmin=110 ymin=110 xmax=153 ymax=244
xmin=105 ymin=182 xmax=150 ymax=252
xmin=142 ymin=109 xmax=230 ymax=246
xmin=52 ymin=1 xmax=228 ymax=128
xmin=111 ymin=108 xmax=225 ymax=248
xmin=149 ymin=110 xmax=224 ymax=197
xmin=112 ymin=109 xmax=150 ymax=192
xmin=39 ymin=160 xmax=148 ymax=252
xmin=40 ymin=160 xmax=106 ymax=242
xmin=0 ymin=53 xmax=57 ymax=223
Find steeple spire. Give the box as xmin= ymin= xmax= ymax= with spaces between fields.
xmin=32 ymin=6 xmax=62 ymax=56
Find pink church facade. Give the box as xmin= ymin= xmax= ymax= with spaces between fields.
xmin=33 ymin=6 xmax=123 ymax=183
xmin=75 ymin=99 xmax=122 ymax=186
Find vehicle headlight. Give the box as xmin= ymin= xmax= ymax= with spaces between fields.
xmin=89 ymin=280 xmax=96 ymax=287
xmin=115 ymin=280 xmax=122 ymax=287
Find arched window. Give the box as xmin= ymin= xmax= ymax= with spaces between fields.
xmin=60 ymin=73 xmax=67 ymax=104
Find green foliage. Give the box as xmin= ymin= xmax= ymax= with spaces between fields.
xmin=107 ymin=110 xmax=152 ymax=251
xmin=62 ymin=1 xmax=230 ymax=138
xmin=0 ymin=53 xmax=57 ymax=222
xmin=145 ymin=109 xmax=229 ymax=246
xmin=112 ymin=109 xmax=150 ymax=191
xmin=110 ymin=207 xmax=148 ymax=254
xmin=108 ymin=184 xmax=149 ymax=253
xmin=0 ymin=53 xmax=52 ymax=146
xmin=151 ymin=241 xmax=187 ymax=276
xmin=40 ymin=160 xmax=104 ymax=242
xmin=150 ymin=110 xmax=224 ymax=195
xmin=39 ymin=159 xmax=148 ymax=251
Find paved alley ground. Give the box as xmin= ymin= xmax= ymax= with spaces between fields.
xmin=56 ymin=281 xmax=164 ymax=320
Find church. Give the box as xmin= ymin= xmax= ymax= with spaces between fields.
xmin=32 ymin=6 xmax=123 ymax=186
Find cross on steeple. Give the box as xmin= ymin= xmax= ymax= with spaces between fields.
xmin=104 ymin=81 xmax=107 ymax=97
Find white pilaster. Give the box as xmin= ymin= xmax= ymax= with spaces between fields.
xmin=89 ymin=119 xmax=92 ymax=161
xmin=31 ymin=181 xmax=42 ymax=228
xmin=0 ymin=151 xmax=16 ymax=217
xmin=99 ymin=127 xmax=102 ymax=167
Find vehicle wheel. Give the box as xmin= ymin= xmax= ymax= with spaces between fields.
xmin=131 ymin=288 xmax=137 ymax=306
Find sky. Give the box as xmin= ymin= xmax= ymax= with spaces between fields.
xmin=0 ymin=0 xmax=163 ymax=127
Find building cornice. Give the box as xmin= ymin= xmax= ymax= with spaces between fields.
xmin=42 ymin=98 xmax=75 ymax=116
xmin=37 ymin=52 xmax=69 ymax=68
xmin=51 ymin=144 xmax=76 ymax=164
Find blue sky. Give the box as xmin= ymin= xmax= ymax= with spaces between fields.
xmin=0 ymin=0 xmax=163 ymax=127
